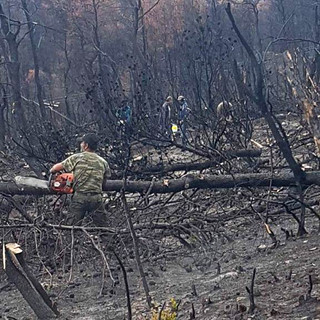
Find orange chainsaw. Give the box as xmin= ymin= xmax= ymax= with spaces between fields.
xmin=49 ymin=173 xmax=74 ymax=194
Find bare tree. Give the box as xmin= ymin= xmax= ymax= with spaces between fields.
xmin=20 ymin=0 xmax=46 ymax=119
xmin=0 ymin=3 xmax=26 ymax=128
xmin=225 ymin=2 xmax=307 ymax=235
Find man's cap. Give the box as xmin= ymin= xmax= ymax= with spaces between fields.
xmin=79 ymin=133 xmax=99 ymax=150
xmin=166 ymin=96 xmax=173 ymax=102
xmin=177 ymin=95 xmax=185 ymax=101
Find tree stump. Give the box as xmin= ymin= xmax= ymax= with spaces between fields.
xmin=3 ymin=243 xmax=59 ymax=319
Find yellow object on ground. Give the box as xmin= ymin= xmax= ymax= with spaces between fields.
xmin=171 ymin=124 xmax=178 ymax=133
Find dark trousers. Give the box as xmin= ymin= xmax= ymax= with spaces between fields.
xmin=69 ymin=192 xmax=107 ymax=226
xmin=179 ymin=120 xmax=187 ymax=146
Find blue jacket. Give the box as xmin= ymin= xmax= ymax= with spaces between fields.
xmin=178 ymin=101 xmax=189 ymax=121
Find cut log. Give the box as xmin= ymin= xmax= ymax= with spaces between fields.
xmin=131 ymin=149 xmax=262 ymax=174
xmin=172 ymin=143 xmax=261 ymax=159
xmin=102 ymin=171 xmax=320 ymax=193
xmin=2 ymin=171 xmax=320 ymax=195
xmin=4 ymin=243 xmax=59 ymax=319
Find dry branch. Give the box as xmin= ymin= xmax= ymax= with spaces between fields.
xmin=246 ymin=268 xmax=256 ymax=314
xmin=113 ymin=250 xmax=132 ymax=320
xmin=121 ymin=190 xmax=152 ymax=308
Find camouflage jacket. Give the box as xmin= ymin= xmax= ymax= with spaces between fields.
xmin=61 ymin=152 xmax=111 ymax=193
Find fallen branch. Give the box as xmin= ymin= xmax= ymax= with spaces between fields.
xmin=82 ymin=228 xmax=116 ymax=296
xmin=0 ymin=223 xmax=118 ymax=233
xmin=246 ymin=268 xmax=256 ymax=314
xmin=121 ymin=190 xmax=152 ymax=308
xmin=0 ymin=194 xmax=34 ymax=223
xmin=307 ymin=274 xmax=313 ymax=299
xmin=113 ymin=250 xmax=132 ymax=320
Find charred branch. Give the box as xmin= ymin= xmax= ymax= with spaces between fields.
xmin=246 ymin=268 xmax=256 ymax=314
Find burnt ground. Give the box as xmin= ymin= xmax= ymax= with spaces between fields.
xmin=1 ymin=114 xmax=320 ymax=319
xmin=1 ymin=213 xmax=320 ymax=320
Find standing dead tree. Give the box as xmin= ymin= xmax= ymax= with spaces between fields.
xmin=225 ymin=3 xmax=307 ymax=235
xmin=0 ymin=3 xmax=26 ymax=129
xmin=0 ymin=84 xmax=8 ymax=150
xmin=20 ymin=0 xmax=46 ymax=119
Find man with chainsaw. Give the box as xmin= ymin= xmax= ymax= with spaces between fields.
xmin=50 ymin=133 xmax=111 ymax=226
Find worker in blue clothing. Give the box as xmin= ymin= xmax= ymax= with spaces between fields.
xmin=116 ymin=103 xmax=132 ymax=139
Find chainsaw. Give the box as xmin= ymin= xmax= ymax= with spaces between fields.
xmin=48 ymin=172 xmax=74 ymax=194
xmin=14 ymin=172 xmax=74 ymax=194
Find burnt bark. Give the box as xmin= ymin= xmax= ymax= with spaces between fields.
xmin=21 ymin=0 xmax=46 ymax=119
xmin=92 ymin=0 xmax=111 ymax=125
xmin=309 ymin=4 xmax=320 ymax=85
xmin=0 ymin=4 xmax=26 ymax=128
xmin=4 ymin=243 xmax=59 ymax=319
xmin=303 ymin=99 xmax=320 ymax=156
xmin=3 ymin=171 xmax=320 ymax=196
xmin=225 ymin=3 xmax=304 ymax=183
xmin=0 ymin=84 xmax=7 ymax=150
xmin=225 ymin=3 xmax=306 ymax=235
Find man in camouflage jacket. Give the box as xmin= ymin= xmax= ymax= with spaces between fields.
xmin=50 ymin=133 xmax=111 ymax=226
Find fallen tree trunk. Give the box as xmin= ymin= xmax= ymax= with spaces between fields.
xmin=103 ymin=171 xmax=320 ymax=193
xmin=2 ymin=171 xmax=320 ymax=195
xmin=131 ymin=149 xmax=262 ymax=175
xmin=170 ymin=145 xmax=261 ymax=160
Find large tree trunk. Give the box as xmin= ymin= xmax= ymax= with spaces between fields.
xmin=225 ymin=3 xmax=307 ymax=236
xmin=3 ymin=171 xmax=320 ymax=195
xmin=225 ymin=3 xmax=304 ymax=183
xmin=309 ymin=4 xmax=320 ymax=85
xmin=0 ymin=85 xmax=6 ymax=150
